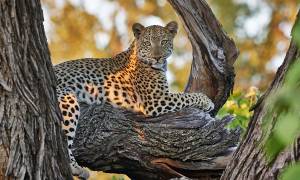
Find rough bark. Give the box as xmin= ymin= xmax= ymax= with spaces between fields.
xmin=221 ymin=11 xmax=300 ymax=180
xmin=167 ymin=0 xmax=239 ymax=115
xmin=72 ymin=0 xmax=239 ymax=179
xmin=0 ymin=0 xmax=72 ymax=179
xmin=74 ymin=104 xmax=240 ymax=179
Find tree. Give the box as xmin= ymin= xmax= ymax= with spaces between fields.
xmin=71 ymin=0 xmax=240 ymax=179
xmin=0 ymin=1 xmax=72 ymax=179
xmin=71 ymin=1 xmax=300 ymax=179
xmin=2 ymin=0 xmax=299 ymax=180
xmin=221 ymin=12 xmax=300 ymax=180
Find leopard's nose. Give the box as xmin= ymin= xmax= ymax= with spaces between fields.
xmin=152 ymin=49 xmax=163 ymax=58
xmin=151 ymin=44 xmax=163 ymax=57
xmin=153 ymin=56 xmax=163 ymax=61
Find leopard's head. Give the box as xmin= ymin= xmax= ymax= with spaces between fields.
xmin=132 ymin=21 xmax=178 ymax=71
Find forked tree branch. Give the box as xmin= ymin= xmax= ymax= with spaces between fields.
xmin=168 ymin=0 xmax=238 ymax=115
xmin=73 ymin=0 xmax=240 ymax=179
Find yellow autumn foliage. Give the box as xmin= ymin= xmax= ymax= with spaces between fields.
xmin=73 ymin=168 xmax=130 ymax=180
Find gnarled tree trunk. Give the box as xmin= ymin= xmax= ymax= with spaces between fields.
xmin=0 ymin=0 xmax=72 ymax=179
xmin=72 ymin=0 xmax=240 ymax=179
xmin=221 ymin=11 xmax=300 ymax=180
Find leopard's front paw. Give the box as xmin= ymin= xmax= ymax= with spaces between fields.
xmin=197 ymin=95 xmax=214 ymax=112
xmin=204 ymin=99 xmax=214 ymax=112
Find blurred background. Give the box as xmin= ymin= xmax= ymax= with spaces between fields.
xmin=42 ymin=0 xmax=299 ymax=91
xmin=41 ymin=0 xmax=299 ymax=128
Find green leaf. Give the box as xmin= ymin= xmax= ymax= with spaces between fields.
xmin=280 ymin=163 xmax=300 ymax=180
xmin=263 ymin=61 xmax=300 ymax=162
xmin=292 ymin=18 xmax=300 ymax=48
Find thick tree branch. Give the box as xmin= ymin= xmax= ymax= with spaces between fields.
xmin=168 ymin=0 xmax=239 ymax=115
xmin=72 ymin=0 xmax=240 ymax=179
xmin=74 ymin=104 xmax=240 ymax=179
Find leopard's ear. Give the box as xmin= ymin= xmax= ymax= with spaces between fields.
xmin=165 ymin=21 xmax=178 ymax=37
xmin=132 ymin=23 xmax=145 ymax=39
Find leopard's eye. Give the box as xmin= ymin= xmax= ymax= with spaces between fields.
xmin=161 ymin=40 xmax=168 ymax=46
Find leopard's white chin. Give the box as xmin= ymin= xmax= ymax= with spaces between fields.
xmin=138 ymin=56 xmax=167 ymax=71
xmin=151 ymin=62 xmax=167 ymax=72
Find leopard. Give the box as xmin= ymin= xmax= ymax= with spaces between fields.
xmin=54 ymin=21 xmax=214 ymax=179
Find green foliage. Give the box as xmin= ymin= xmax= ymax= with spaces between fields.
xmin=292 ymin=17 xmax=300 ymax=48
xmin=263 ymin=60 xmax=300 ymax=162
xmin=280 ymin=163 xmax=300 ymax=180
xmin=218 ymin=87 xmax=260 ymax=131
xmin=112 ymin=175 xmax=125 ymax=180
xmin=263 ymin=19 xmax=300 ymax=166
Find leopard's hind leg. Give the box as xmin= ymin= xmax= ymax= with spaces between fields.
xmin=58 ymin=90 xmax=89 ymax=179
